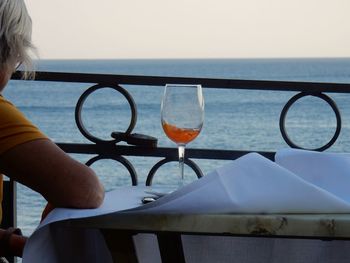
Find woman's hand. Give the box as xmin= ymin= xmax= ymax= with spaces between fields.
xmin=0 ymin=228 xmax=27 ymax=257
xmin=0 ymin=203 xmax=56 ymax=258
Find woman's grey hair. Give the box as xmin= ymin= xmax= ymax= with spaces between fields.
xmin=0 ymin=0 xmax=35 ymax=78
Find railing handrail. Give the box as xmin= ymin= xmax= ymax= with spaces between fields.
xmin=12 ymin=71 xmax=350 ymax=93
xmin=57 ymin=142 xmax=275 ymax=161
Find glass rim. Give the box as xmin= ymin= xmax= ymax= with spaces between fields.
xmin=165 ymin=83 xmax=202 ymax=87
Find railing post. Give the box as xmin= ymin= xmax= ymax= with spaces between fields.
xmin=1 ymin=180 xmax=17 ymax=263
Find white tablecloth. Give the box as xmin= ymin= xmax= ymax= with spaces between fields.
xmin=22 ymin=149 xmax=350 ymax=262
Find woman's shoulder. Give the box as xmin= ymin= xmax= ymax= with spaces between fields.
xmin=0 ymin=95 xmax=15 ymax=108
xmin=0 ymin=95 xmax=26 ymax=120
xmin=0 ymin=95 xmax=48 ymax=156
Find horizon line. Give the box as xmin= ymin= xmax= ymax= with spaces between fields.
xmin=33 ymin=56 xmax=350 ymax=61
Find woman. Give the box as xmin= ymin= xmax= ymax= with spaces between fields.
xmin=0 ymin=0 xmax=105 ymax=258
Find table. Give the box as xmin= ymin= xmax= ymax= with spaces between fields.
xmin=23 ymin=150 xmax=350 ymax=262
xmin=23 ymin=176 xmax=350 ymax=263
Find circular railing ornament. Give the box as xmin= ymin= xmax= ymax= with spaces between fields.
xmin=85 ymin=155 xmax=138 ymax=185
xmin=75 ymin=84 xmax=137 ymax=144
xmin=146 ymin=157 xmax=203 ymax=186
xmin=279 ymin=92 xmax=341 ymax=152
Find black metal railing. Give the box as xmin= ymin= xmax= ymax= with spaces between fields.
xmin=6 ymin=71 xmax=350 ymax=225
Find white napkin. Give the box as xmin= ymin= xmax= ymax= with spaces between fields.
xmin=275 ymin=148 xmax=350 ymax=204
xmin=131 ymin=151 xmax=350 ymax=214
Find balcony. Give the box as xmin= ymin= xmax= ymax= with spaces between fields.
xmin=4 ymin=70 xmax=350 ymax=262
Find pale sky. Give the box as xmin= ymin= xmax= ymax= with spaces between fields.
xmin=25 ymin=0 xmax=350 ymax=59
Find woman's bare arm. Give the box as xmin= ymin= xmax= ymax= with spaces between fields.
xmin=0 ymin=138 xmax=104 ymax=208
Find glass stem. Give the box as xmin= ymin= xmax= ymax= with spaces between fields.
xmin=178 ymin=144 xmax=185 ymax=187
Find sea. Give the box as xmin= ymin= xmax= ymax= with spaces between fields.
xmin=3 ymin=58 xmax=350 ymax=236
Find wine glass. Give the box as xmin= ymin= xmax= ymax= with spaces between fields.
xmin=161 ymin=84 xmax=204 ymax=188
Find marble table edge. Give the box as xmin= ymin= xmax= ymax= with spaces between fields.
xmin=61 ymin=213 xmax=350 ymax=240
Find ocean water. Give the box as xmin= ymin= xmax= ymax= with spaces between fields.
xmin=3 ymin=58 xmax=350 ymax=236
